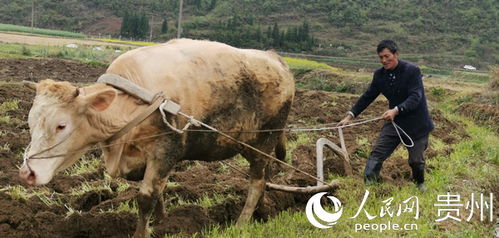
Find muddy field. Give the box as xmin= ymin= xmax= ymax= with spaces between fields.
xmin=0 ymin=58 xmax=467 ymax=237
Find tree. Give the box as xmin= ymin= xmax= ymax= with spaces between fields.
xmin=120 ymin=11 xmax=150 ymax=39
xmin=271 ymin=22 xmax=280 ymax=47
xmin=161 ymin=17 xmax=168 ymax=34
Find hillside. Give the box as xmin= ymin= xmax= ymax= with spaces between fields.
xmin=0 ymin=0 xmax=497 ymax=68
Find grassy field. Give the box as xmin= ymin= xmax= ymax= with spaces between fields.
xmin=0 ymin=42 xmax=128 ymax=66
xmin=0 ymin=23 xmax=86 ymax=38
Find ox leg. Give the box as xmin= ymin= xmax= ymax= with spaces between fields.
xmin=134 ymin=159 xmax=176 ymax=238
xmin=152 ymin=189 xmax=166 ymax=223
xmin=237 ymin=153 xmax=268 ymax=224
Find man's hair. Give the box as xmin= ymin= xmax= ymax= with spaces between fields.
xmin=377 ymin=40 xmax=398 ymax=54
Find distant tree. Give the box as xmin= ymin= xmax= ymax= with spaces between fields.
xmin=193 ymin=0 xmax=201 ymax=9
xmin=120 ymin=11 xmax=149 ymax=39
xmin=209 ymin=0 xmax=217 ymax=10
xmin=138 ymin=13 xmax=149 ymax=38
xmin=161 ymin=17 xmax=168 ymax=34
xmin=271 ymin=22 xmax=280 ymax=46
xmin=120 ymin=11 xmax=131 ymax=37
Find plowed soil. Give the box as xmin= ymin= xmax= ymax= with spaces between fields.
xmin=0 ymin=58 xmax=467 ymax=237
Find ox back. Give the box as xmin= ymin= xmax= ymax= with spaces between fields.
xmin=105 ymin=38 xmax=295 ymax=166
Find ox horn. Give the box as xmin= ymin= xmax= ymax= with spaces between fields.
xmin=23 ymin=80 xmax=37 ymax=91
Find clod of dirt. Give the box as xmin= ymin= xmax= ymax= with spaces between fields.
xmin=73 ymin=189 xmax=115 ymax=211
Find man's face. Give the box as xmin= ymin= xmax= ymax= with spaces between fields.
xmin=378 ymin=48 xmax=399 ymax=70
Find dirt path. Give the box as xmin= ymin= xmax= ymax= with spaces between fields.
xmin=0 ymin=32 xmax=128 ymax=47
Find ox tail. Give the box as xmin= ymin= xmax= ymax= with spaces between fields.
xmin=275 ymin=133 xmax=287 ymax=161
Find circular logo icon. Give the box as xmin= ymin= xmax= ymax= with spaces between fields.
xmin=306 ymin=192 xmax=343 ymax=228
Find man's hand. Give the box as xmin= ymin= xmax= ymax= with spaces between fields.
xmin=382 ymin=108 xmax=399 ymax=121
xmin=337 ymin=114 xmax=353 ymax=127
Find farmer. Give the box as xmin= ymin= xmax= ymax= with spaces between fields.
xmin=337 ymin=40 xmax=434 ymax=191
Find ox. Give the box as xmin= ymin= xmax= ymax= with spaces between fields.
xmin=20 ymin=39 xmax=295 ymax=237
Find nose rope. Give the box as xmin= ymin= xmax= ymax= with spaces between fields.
xmin=23 ymin=120 xmax=83 ymax=164
xmin=22 ymin=142 xmax=32 ymax=169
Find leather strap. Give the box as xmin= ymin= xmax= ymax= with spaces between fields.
xmin=105 ymin=93 xmax=164 ymax=143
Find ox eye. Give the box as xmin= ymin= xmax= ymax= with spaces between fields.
xmin=56 ymin=124 xmax=66 ymax=132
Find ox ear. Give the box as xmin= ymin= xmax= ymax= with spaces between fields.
xmin=23 ymin=81 xmax=37 ymax=91
xmin=84 ymin=89 xmax=117 ymax=112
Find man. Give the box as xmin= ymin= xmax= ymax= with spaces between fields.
xmin=337 ymin=40 xmax=434 ymax=191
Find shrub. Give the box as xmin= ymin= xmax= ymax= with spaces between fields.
xmin=489 ymin=66 xmax=499 ymax=90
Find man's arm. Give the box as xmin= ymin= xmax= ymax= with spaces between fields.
xmin=396 ymin=67 xmax=423 ymax=115
xmin=338 ymin=77 xmax=380 ymax=126
xmin=350 ymin=77 xmax=381 ymax=117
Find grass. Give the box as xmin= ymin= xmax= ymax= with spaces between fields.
xmin=37 ymin=192 xmax=64 ymax=207
xmin=101 ymin=200 xmax=139 ymax=214
xmin=0 ymin=100 xmax=19 ymax=113
xmin=0 ymin=185 xmax=54 ymax=202
xmin=285 ymin=133 xmax=315 ymax=163
xmin=0 ymin=42 xmax=126 ymax=65
xmin=65 ymin=204 xmax=82 ymax=218
xmin=65 ymin=154 xmax=102 ymax=176
xmin=69 ymin=181 xmax=112 ymax=197
xmin=166 ymin=193 xmax=240 ymax=210
xmin=451 ymin=71 xmax=490 ymax=83
xmin=0 ymin=100 xmax=19 ymax=125
xmin=0 ymin=23 xmax=86 ymax=38
xmin=283 ymin=57 xmax=341 ymax=71
xmin=0 ymin=185 xmax=30 ymax=200
xmin=0 ymin=143 xmax=11 ymax=151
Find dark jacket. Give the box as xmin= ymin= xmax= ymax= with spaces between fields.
xmin=350 ymin=60 xmax=434 ymax=139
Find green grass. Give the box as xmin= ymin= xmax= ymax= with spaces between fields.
xmin=0 ymin=185 xmax=30 ymax=200
xmin=285 ymin=133 xmax=315 ymax=163
xmin=420 ymin=65 xmax=453 ymax=76
xmin=0 ymin=100 xmax=19 ymax=113
xmin=101 ymin=200 xmax=139 ymax=214
xmin=65 ymin=154 xmax=102 ymax=176
xmin=0 ymin=42 xmax=125 ymax=65
xmin=284 ymin=57 xmax=341 ymax=71
xmin=0 ymin=100 xmax=20 ymax=125
xmin=451 ymin=71 xmax=490 ymax=83
xmin=0 ymin=185 xmax=53 ymax=201
xmin=166 ymin=193 xmax=240 ymax=210
xmin=312 ymin=57 xmax=379 ymax=69
xmin=69 ymin=181 xmax=112 ymax=197
xmin=0 ymin=23 xmax=86 ymax=38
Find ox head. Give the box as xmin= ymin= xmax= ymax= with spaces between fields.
xmin=20 ymin=79 xmax=117 ymax=185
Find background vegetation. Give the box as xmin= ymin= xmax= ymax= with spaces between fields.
xmin=0 ymin=0 xmax=497 ymax=68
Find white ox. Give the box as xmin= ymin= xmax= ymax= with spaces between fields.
xmin=20 ymin=39 xmax=295 ymax=237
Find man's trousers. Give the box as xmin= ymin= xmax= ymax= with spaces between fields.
xmin=364 ymin=123 xmax=429 ymax=184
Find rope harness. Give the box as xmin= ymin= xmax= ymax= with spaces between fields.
xmin=22 ymin=74 xmax=414 ymax=186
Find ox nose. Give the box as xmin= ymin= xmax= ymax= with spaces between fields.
xmin=19 ymin=165 xmax=36 ymax=185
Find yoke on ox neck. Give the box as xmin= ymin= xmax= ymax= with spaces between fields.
xmin=97 ymin=74 xmax=158 ymax=104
